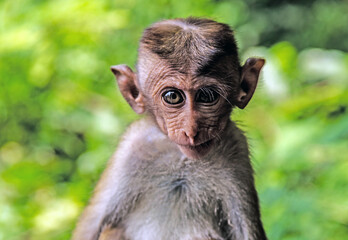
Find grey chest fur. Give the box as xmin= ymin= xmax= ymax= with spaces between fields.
xmin=121 ymin=156 xmax=233 ymax=240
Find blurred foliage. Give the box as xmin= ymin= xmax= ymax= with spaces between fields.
xmin=0 ymin=0 xmax=347 ymax=239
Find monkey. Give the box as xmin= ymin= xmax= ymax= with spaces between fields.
xmin=72 ymin=17 xmax=266 ymax=240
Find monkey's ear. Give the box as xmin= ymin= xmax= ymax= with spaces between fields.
xmin=111 ymin=65 xmax=145 ymax=114
xmin=236 ymin=58 xmax=265 ymax=109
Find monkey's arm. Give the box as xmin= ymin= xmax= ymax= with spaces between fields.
xmin=228 ymin=178 xmax=267 ymax=240
xmin=98 ymin=226 xmax=126 ymax=240
xmin=71 ymin=153 xmax=127 ymax=240
xmin=72 ymin=119 xmax=153 ymax=240
xmin=222 ymin=124 xmax=267 ymax=240
xmin=72 ymin=118 xmax=168 ymax=240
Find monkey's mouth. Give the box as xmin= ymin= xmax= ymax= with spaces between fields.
xmin=178 ymin=139 xmax=214 ymax=159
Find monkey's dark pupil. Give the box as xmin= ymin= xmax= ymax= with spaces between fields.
xmin=196 ymin=88 xmax=219 ymax=103
xmin=163 ymin=90 xmax=184 ymax=104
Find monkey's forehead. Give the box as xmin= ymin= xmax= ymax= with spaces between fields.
xmin=137 ymin=48 xmax=240 ymax=83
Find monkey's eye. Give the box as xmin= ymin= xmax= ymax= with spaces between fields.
xmin=162 ymin=90 xmax=184 ymax=105
xmin=195 ymin=88 xmax=219 ymax=104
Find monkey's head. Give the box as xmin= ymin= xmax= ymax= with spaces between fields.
xmin=111 ymin=18 xmax=264 ymax=159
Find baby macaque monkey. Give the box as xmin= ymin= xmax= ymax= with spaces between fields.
xmin=72 ymin=17 xmax=266 ymax=240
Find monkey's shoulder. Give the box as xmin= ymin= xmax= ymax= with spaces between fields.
xmin=111 ymin=118 xmax=179 ymax=166
xmin=124 ymin=117 xmax=165 ymax=142
xmin=127 ymin=117 xmax=176 ymax=149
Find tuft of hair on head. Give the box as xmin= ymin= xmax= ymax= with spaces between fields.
xmin=139 ymin=17 xmax=240 ymax=76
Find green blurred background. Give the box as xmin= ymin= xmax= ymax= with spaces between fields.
xmin=1 ymin=0 xmax=348 ymax=239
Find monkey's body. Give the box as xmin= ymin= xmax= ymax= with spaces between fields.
xmin=74 ymin=118 xmax=265 ymax=240
xmin=73 ymin=18 xmax=267 ymax=240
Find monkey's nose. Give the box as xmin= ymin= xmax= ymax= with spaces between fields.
xmin=184 ymin=130 xmax=198 ymax=145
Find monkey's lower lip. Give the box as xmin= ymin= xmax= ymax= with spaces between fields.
xmin=197 ymin=139 xmax=213 ymax=148
xmin=180 ymin=139 xmax=214 ymax=148
xmin=178 ymin=139 xmax=214 ymax=158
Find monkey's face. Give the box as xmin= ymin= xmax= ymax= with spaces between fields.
xmin=146 ymin=70 xmax=233 ymax=159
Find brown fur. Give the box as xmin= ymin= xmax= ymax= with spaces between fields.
xmin=141 ymin=18 xmax=239 ymax=75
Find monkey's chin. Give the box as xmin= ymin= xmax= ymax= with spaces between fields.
xmin=178 ymin=139 xmax=214 ymax=159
